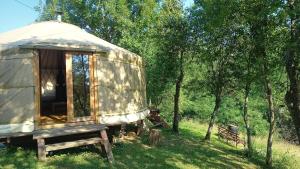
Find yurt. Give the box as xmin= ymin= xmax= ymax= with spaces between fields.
xmin=0 ymin=21 xmax=148 ymax=160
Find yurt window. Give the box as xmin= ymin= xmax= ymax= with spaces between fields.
xmin=65 ymin=52 xmax=95 ymax=122
xmin=72 ymin=54 xmax=91 ymax=117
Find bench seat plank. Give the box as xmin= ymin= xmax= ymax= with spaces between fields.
xmin=45 ymin=137 xmax=101 ymax=152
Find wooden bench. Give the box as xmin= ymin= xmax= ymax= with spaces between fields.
xmin=218 ymin=126 xmax=245 ymax=147
xmin=33 ymin=124 xmax=114 ymax=163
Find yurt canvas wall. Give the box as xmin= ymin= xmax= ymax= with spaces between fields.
xmin=0 ymin=48 xmax=36 ymax=134
xmin=95 ymin=51 xmax=147 ymax=125
xmin=0 ymin=48 xmax=148 ymax=133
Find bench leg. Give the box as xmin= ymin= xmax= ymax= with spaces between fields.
xmin=37 ymin=138 xmax=46 ymax=161
xmin=6 ymin=137 xmax=10 ymax=144
xmin=5 ymin=137 xmax=12 ymax=148
xmin=100 ymin=130 xmax=114 ymax=164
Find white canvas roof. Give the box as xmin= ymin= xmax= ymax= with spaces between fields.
xmin=0 ymin=21 xmax=135 ymax=55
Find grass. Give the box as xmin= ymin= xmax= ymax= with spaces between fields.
xmin=250 ymin=136 xmax=300 ymax=169
xmin=0 ymin=120 xmax=299 ymax=169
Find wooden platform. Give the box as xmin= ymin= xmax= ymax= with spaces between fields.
xmin=33 ymin=124 xmax=107 ymax=139
xmin=33 ymin=123 xmax=114 ymax=163
xmin=0 ymin=132 xmax=32 ymax=139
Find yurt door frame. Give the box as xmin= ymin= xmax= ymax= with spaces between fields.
xmin=65 ymin=52 xmax=97 ymax=123
xmin=35 ymin=50 xmax=97 ymax=129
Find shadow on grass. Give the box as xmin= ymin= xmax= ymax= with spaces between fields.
xmin=0 ymin=126 xmax=266 ymax=169
xmin=109 ymin=127 xmax=264 ymax=169
xmin=0 ymin=147 xmax=38 ymax=169
xmin=45 ymin=148 xmax=107 ymax=169
xmin=162 ymin=128 xmax=260 ymax=169
xmin=212 ymin=130 xmax=291 ymax=169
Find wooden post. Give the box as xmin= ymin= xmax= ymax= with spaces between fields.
xmin=137 ymin=120 xmax=144 ymax=136
xmin=65 ymin=53 xmax=74 ymax=122
xmin=32 ymin=50 xmax=41 ymax=129
xmin=92 ymin=54 xmax=99 ymax=123
xmin=6 ymin=137 xmax=11 ymax=144
xmin=119 ymin=123 xmax=126 ymax=138
xmin=100 ymin=129 xmax=114 ymax=163
xmin=6 ymin=137 xmax=11 ymax=148
xmin=149 ymin=129 xmax=161 ymax=145
xmin=37 ymin=138 xmax=46 ymax=161
xmin=89 ymin=54 xmax=96 ymax=121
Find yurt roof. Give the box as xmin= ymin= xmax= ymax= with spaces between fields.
xmin=0 ymin=21 xmax=136 ymax=55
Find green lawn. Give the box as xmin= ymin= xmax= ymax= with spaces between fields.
xmin=0 ymin=120 xmax=299 ymax=169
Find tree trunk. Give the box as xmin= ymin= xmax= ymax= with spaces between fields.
xmin=285 ymin=79 xmax=300 ymax=144
xmin=265 ymin=80 xmax=275 ymax=167
xmin=248 ymin=3 xmax=276 ymax=166
xmin=285 ymin=0 xmax=300 ymax=144
xmin=243 ymin=82 xmax=253 ymax=157
xmin=173 ymin=54 xmax=184 ymax=133
xmin=204 ymin=93 xmax=222 ymax=141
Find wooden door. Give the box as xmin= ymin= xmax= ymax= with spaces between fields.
xmin=65 ymin=52 xmax=96 ymax=122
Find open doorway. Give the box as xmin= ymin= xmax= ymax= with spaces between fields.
xmin=39 ymin=50 xmax=67 ymax=124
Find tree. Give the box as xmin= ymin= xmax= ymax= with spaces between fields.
xmin=191 ymin=0 xmax=240 ymax=141
xmin=156 ymin=0 xmax=190 ymax=133
xmin=245 ymin=0 xmax=284 ymax=166
xmin=234 ymin=30 xmax=256 ymax=157
xmin=284 ymin=0 xmax=300 ymax=144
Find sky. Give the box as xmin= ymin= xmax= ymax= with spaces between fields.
xmin=0 ymin=0 xmax=40 ymax=33
xmin=0 ymin=0 xmax=194 ymax=33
